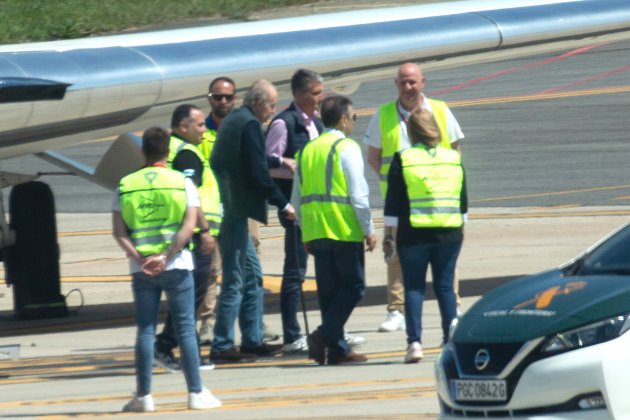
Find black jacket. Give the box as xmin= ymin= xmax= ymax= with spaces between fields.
xmin=211 ymin=106 xmax=288 ymax=224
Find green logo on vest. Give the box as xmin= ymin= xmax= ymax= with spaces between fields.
xmin=137 ymin=196 xmax=166 ymax=220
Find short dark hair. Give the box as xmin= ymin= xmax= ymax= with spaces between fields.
xmin=321 ymin=95 xmax=353 ymax=128
xmin=208 ymin=76 xmax=236 ymax=93
xmin=142 ymin=127 xmax=170 ymax=161
xmin=171 ymin=104 xmax=201 ymax=129
xmin=291 ymin=68 xmax=322 ymax=94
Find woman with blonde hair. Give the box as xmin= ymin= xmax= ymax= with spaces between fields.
xmin=383 ymin=108 xmax=467 ymax=363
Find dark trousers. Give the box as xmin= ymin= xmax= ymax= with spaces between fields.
xmin=276 ymin=178 xmax=308 ymax=344
xmin=310 ymin=238 xmax=365 ymax=359
xmin=156 ymin=234 xmax=211 ymax=352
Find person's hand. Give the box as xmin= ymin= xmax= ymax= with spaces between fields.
xmin=304 ymin=241 xmax=313 ymax=255
xmin=283 ymin=203 xmax=296 ymax=221
xmin=142 ymin=254 xmax=166 ymax=276
xmin=365 ymin=234 xmax=377 ymax=252
xmin=383 ymin=235 xmax=396 ymax=262
xmin=199 ymin=232 xmax=215 ymax=255
xmin=281 ymin=157 xmax=296 ymax=174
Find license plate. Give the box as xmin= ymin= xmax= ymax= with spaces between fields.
xmin=451 ymin=379 xmax=507 ymax=402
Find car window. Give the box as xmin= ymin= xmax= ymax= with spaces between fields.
xmin=581 ymin=225 xmax=630 ymax=275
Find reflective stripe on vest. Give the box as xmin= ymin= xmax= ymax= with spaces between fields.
xmin=378 ymin=98 xmax=451 ymax=199
xmin=297 ymin=131 xmax=363 ymax=242
xmin=168 ymin=135 xmax=222 ymax=236
xmin=118 ymin=167 xmax=188 ymax=256
xmin=399 ymin=145 xmax=463 ymax=228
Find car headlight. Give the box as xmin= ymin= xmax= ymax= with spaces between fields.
xmin=447 ymin=317 xmax=459 ymax=351
xmin=541 ymin=314 xmax=630 ymax=353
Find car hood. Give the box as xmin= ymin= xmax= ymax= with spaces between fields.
xmin=454 ymin=270 xmax=630 ymax=343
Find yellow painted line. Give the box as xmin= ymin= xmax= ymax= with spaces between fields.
xmin=613 ymin=195 xmax=630 ymax=200
xmin=0 ymin=274 xmax=318 ymax=289
xmin=471 ymin=183 xmax=630 ymax=203
xmin=57 ymin=230 xmax=110 ymax=237
xmin=447 ymin=85 xmax=630 ymax=108
xmin=471 ymin=209 xmax=630 ymax=219
xmin=1 ymin=349 xmax=441 ymax=385
xmin=356 ymin=85 xmax=630 ymax=116
xmin=6 ymin=377 xmax=437 ymax=412
xmin=527 ymin=204 xmax=580 ymax=211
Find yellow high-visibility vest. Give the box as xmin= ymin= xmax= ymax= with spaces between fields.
xmin=399 ymin=145 xmax=463 ymax=228
xmin=378 ymin=98 xmax=451 ymax=198
xmin=199 ymin=129 xmax=217 ymax=162
xmin=297 ymin=131 xmax=363 ymax=243
xmin=118 ymin=166 xmax=187 ymax=256
xmin=168 ymin=135 xmax=222 ymax=236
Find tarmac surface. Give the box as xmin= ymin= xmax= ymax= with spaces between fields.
xmin=1 ymin=1 xmax=630 ymax=418
xmin=1 ymin=206 xmax=629 ymax=419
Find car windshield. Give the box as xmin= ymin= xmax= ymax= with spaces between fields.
xmin=579 ymin=224 xmax=630 ymax=275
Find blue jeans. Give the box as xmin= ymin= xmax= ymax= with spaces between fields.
xmin=132 ymin=269 xmax=202 ymax=395
xmin=310 ymin=238 xmax=365 ymax=359
xmin=156 ymin=234 xmax=211 ymax=352
xmin=212 ymin=215 xmax=263 ymax=352
xmin=399 ymin=241 xmax=462 ymax=344
xmin=280 ymin=214 xmax=307 ymax=344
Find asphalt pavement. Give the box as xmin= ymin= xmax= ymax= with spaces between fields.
xmin=0 ymin=1 xmax=630 ymax=418
xmin=0 ymin=206 xmax=629 ymax=419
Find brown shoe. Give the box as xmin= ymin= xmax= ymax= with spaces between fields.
xmin=210 ymin=347 xmax=257 ymax=364
xmin=307 ymin=330 xmax=327 ymax=365
xmin=240 ymin=343 xmax=283 ymax=356
xmin=328 ymin=351 xmax=368 ymax=365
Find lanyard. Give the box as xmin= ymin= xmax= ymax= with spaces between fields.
xmin=143 ymin=162 xmax=167 ymax=168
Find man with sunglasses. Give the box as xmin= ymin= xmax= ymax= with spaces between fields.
xmin=196 ymin=77 xmax=237 ymax=347
xmin=363 ymin=63 xmax=465 ymax=334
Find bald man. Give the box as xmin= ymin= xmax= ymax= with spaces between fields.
xmin=363 ymin=63 xmax=465 ymax=333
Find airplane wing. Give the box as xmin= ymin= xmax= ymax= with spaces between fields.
xmin=1 ymin=0 xmax=629 ymax=172
xmin=0 ymin=0 xmax=629 ymax=317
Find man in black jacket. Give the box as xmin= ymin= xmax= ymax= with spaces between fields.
xmin=210 ymin=79 xmax=295 ymax=363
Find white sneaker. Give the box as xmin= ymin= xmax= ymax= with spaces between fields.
xmin=344 ymin=330 xmax=366 ymax=348
xmin=283 ymin=335 xmax=308 ymax=354
xmin=122 ymin=393 xmax=155 ymax=412
xmin=188 ymin=387 xmax=222 ymax=410
xmin=404 ymin=342 xmax=423 ymax=364
xmin=378 ymin=310 xmax=405 ymax=332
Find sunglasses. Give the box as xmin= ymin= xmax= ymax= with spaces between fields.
xmin=208 ymin=93 xmax=235 ymax=101
xmin=347 ymin=113 xmax=357 ymax=121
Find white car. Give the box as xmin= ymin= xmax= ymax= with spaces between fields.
xmin=435 ymin=223 xmax=630 ymax=419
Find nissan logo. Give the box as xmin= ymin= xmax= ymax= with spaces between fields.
xmin=474 ymin=349 xmax=491 ymax=371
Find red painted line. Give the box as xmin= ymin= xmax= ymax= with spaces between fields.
xmin=429 ymin=68 xmax=520 ymax=96
xmin=523 ymin=43 xmax=606 ymax=68
xmin=428 ymin=43 xmax=609 ymax=97
xmin=537 ymin=65 xmax=630 ymax=94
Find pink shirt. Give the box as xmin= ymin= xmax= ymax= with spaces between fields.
xmin=266 ymin=103 xmax=319 ymax=179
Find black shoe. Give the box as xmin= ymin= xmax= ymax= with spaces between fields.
xmin=307 ymin=330 xmax=327 ymax=365
xmin=327 ymin=350 xmax=368 ymax=365
xmin=210 ymin=347 xmax=257 ymax=364
xmin=154 ymin=348 xmax=182 ymax=373
xmin=240 ymin=342 xmax=283 ymax=356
